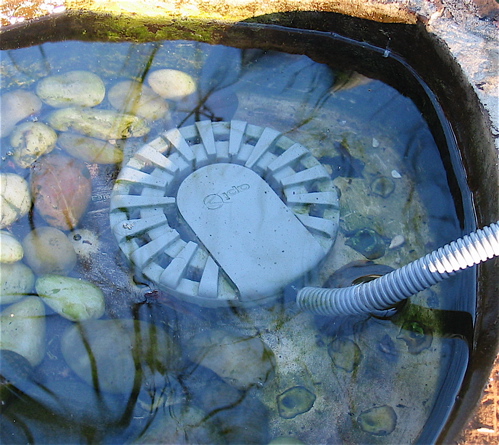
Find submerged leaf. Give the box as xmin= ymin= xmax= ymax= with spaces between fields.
xmin=31 ymin=153 xmax=92 ymax=230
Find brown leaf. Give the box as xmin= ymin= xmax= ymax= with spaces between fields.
xmin=31 ymin=153 xmax=92 ymax=231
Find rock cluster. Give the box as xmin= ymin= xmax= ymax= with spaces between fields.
xmin=0 ymin=67 xmax=197 ymax=379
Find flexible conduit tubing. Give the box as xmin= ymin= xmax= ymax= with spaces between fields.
xmin=297 ymin=221 xmax=499 ymax=317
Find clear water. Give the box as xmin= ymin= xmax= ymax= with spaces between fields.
xmin=0 ymin=36 xmax=474 ymax=444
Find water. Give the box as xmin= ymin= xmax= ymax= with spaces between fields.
xmin=0 ymin=32 xmax=474 ymax=444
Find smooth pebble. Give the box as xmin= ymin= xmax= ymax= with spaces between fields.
xmin=36 ymin=70 xmax=105 ymax=108
xmin=108 ymin=80 xmax=169 ymax=121
xmin=0 ymin=173 xmax=31 ymax=229
xmin=22 ymin=227 xmax=77 ymax=275
xmin=0 ymin=296 xmax=46 ymax=367
xmin=0 ymin=262 xmax=35 ymax=305
xmin=0 ymin=230 xmax=24 ymax=263
xmin=10 ymin=122 xmax=58 ymax=168
xmin=147 ymin=69 xmax=197 ymax=100
xmin=0 ymin=90 xmax=42 ymax=138
xmin=58 ymin=132 xmax=123 ymax=164
xmin=35 ymin=274 xmax=105 ymax=321
xmin=48 ymin=107 xmax=150 ymax=140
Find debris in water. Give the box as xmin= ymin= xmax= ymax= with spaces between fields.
xmin=389 ymin=235 xmax=405 ymax=249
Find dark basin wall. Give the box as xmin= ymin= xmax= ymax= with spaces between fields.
xmin=233 ymin=12 xmax=499 ymax=444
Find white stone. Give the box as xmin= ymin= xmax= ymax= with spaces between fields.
xmin=22 ymin=227 xmax=77 ymax=275
xmin=147 ymin=69 xmax=197 ymax=100
xmin=0 ymin=230 xmax=24 ymax=263
xmin=36 ymin=70 xmax=105 ymax=108
xmin=57 ymin=132 xmax=124 ymax=164
xmin=0 ymin=89 xmax=42 ymax=138
xmin=35 ymin=274 xmax=105 ymax=321
xmin=0 ymin=296 xmax=46 ymax=366
xmin=108 ymin=80 xmax=169 ymax=121
xmin=0 ymin=173 xmax=31 ymax=229
xmin=47 ymin=107 xmax=150 ymax=140
xmin=11 ymin=122 xmax=58 ymax=168
xmin=0 ymin=262 xmax=35 ymax=305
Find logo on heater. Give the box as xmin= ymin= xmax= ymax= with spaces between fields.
xmin=203 ymin=184 xmax=250 ymax=210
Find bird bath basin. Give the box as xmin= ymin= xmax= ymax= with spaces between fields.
xmin=0 ymin=2 xmax=497 ymax=444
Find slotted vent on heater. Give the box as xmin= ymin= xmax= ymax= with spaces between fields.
xmin=110 ymin=120 xmax=340 ymax=307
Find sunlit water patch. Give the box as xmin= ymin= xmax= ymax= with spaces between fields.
xmin=0 ymin=37 xmax=473 ymax=444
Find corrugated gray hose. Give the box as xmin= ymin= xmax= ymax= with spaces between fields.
xmin=297 ymin=221 xmax=499 ymax=317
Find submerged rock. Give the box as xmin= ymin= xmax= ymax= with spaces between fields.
xmin=133 ymin=403 xmax=220 ymax=444
xmin=277 ymin=386 xmax=316 ymax=419
xmin=108 ymin=80 xmax=169 ymax=121
xmin=36 ymin=70 xmax=105 ymax=108
xmin=345 ymin=228 xmax=386 ymax=260
xmin=0 ymin=349 xmax=34 ymax=408
xmin=0 ymin=296 xmax=46 ymax=367
xmin=0 ymin=262 xmax=35 ymax=305
xmin=357 ymin=405 xmax=397 ymax=436
xmin=0 ymin=230 xmax=23 ymax=263
xmin=188 ymin=368 xmax=270 ymax=445
xmin=147 ymin=69 xmax=197 ymax=100
xmin=209 ymin=392 xmax=269 ymax=444
xmin=0 ymin=90 xmax=42 ymax=138
xmin=370 ymin=176 xmax=395 ymax=198
xmin=22 ymin=227 xmax=77 ymax=275
xmin=47 ymin=107 xmax=150 ymax=140
xmin=187 ymin=329 xmax=275 ymax=389
xmin=10 ymin=122 xmax=58 ymax=168
xmin=327 ymin=337 xmax=362 ymax=372
xmin=58 ymin=132 xmax=123 ymax=164
xmin=0 ymin=173 xmax=31 ymax=229
xmin=35 ymin=274 xmax=105 ymax=321
xmin=30 ymin=153 xmax=92 ymax=231
xmin=10 ymin=379 xmax=128 ymax=439
xmin=61 ymin=319 xmax=180 ymax=394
